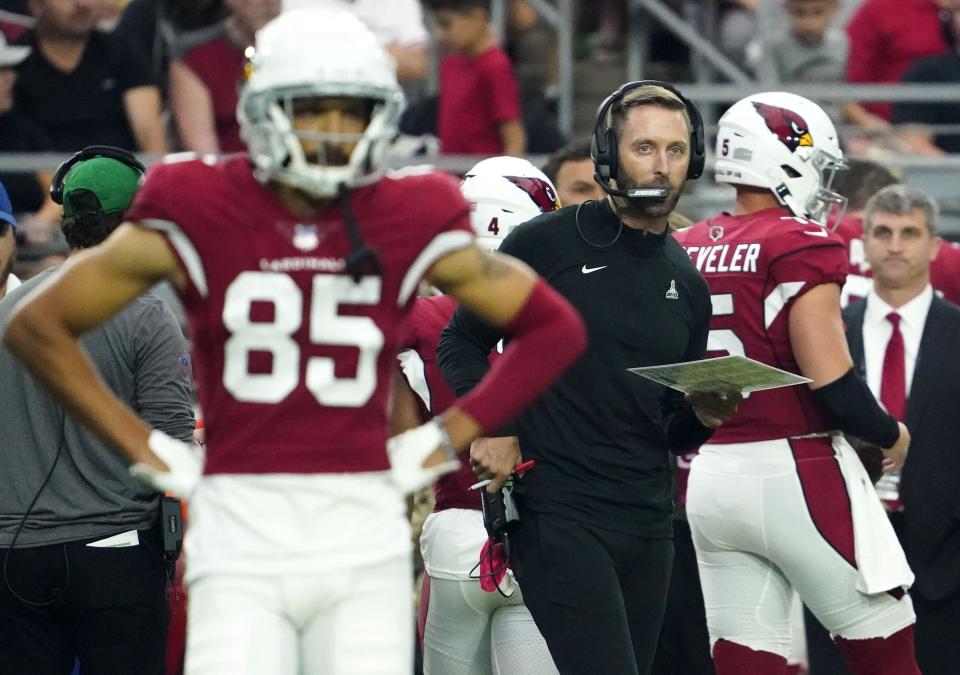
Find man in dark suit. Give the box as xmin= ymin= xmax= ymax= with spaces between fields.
xmin=843 ymin=184 xmax=960 ymax=675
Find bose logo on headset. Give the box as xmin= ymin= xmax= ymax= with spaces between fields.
xmin=590 ymin=80 xmax=706 ymax=198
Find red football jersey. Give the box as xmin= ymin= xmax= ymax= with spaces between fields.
xmin=126 ymin=156 xmax=473 ymax=475
xmin=400 ymin=294 xmax=481 ymax=511
xmin=675 ymin=208 xmax=847 ymax=442
xmin=833 ymin=216 xmax=873 ymax=308
xmin=931 ymin=240 xmax=960 ymax=306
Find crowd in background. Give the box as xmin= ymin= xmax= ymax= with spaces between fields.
xmin=0 ymin=0 xmax=957 ymax=288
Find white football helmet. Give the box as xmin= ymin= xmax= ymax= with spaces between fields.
xmin=237 ymin=8 xmax=405 ymax=198
xmin=714 ymin=92 xmax=847 ymax=227
xmin=461 ymin=156 xmax=561 ymax=250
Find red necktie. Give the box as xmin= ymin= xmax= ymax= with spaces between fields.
xmin=880 ymin=312 xmax=906 ymax=421
xmin=878 ymin=312 xmax=906 ymax=510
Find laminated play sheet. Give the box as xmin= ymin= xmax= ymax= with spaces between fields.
xmin=628 ymin=355 xmax=811 ymax=394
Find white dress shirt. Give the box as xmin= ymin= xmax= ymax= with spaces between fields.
xmin=862 ymin=284 xmax=934 ymax=401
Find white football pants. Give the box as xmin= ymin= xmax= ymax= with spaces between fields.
xmin=687 ymin=438 xmax=915 ymax=659
xmin=422 ymin=576 xmax=557 ymax=675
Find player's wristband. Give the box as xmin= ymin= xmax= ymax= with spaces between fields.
xmin=811 ymin=368 xmax=900 ymax=449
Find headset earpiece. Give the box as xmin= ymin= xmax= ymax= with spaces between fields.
xmin=50 ymin=145 xmax=146 ymax=206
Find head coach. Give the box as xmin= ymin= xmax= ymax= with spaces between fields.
xmin=436 ymin=82 xmax=742 ymax=674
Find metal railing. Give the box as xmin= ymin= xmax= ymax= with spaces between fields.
xmin=3 ymin=151 xmax=957 ymax=237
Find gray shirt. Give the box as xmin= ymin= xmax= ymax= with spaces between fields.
xmin=0 ymin=267 xmax=195 ymax=546
xmin=749 ymin=28 xmax=849 ymax=85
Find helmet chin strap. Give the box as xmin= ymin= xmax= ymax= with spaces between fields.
xmin=338 ymin=183 xmax=382 ymax=283
xmin=767 ymin=166 xmax=805 ymax=221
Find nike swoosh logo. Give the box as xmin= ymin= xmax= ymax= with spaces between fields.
xmin=802 ymin=229 xmax=829 ymax=238
xmin=581 ymin=265 xmax=607 ymax=274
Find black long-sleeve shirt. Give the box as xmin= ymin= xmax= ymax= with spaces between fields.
xmin=438 ymin=199 xmax=714 ymax=536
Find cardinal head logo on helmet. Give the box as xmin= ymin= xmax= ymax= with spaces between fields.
xmin=752 ymin=102 xmax=813 ymax=152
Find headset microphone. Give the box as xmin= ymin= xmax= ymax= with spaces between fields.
xmin=594 ymin=178 xmax=671 ymax=201
xmin=628 ymin=187 xmax=669 ymax=199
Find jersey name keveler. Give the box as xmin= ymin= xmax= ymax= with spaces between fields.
xmin=684 ymin=243 xmax=761 ymax=274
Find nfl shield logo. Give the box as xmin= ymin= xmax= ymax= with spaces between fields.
xmin=293 ymin=224 xmax=319 ymax=251
xmin=708 ymin=224 xmax=724 ymax=242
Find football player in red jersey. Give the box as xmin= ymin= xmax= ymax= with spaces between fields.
xmin=674 ymin=92 xmax=920 ymax=675
xmin=3 ymin=8 xmax=586 ymax=675
xmin=400 ymin=156 xmax=559 ymax=675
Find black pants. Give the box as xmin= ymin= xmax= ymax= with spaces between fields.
xmin=652 ymin=519 xmax=714 ymax=675
xmin=804 ymin=605 xmax=850 ymax=675
xmin=913 ymin=588 xmax=960 ymax=675
xmin=510 ymin=510 xmax=674 ymax=675
xmin=0 ymin=526 xmax=169 ymax=675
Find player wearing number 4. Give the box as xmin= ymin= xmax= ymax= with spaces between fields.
xmin=399 ymin=156 xmax=561 ymax=675
xmin=3 ymin=8 xmax=586 ymax=675
xmin=673 ymin=92 xmax=920 ymax=675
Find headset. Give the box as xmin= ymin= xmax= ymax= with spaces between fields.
xmin=50 ymin=145 xmax=146 ymax=208
xmin=591 ymin=80 xmax=706 ymax=199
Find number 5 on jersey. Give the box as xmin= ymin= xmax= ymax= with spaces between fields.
xmin=707 ymin=293 xmax=751 ymax=399
xmin=223 ymin=271 xmax=384 ymax=406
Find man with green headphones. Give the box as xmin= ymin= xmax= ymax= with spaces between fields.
xmin=0 ymin=147 xmax=195 ymax=674
xmin=52 ymin=144 xmax=146 ymax=251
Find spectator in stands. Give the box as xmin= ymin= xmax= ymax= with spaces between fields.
xmin=168 ymin=0 xmax=280 ymax=154
xmin=14 ymin=0 xmax=166 ymax=152
xmin=844 ymin=0 xmax=952 ymax=131
xmin=508 ymin=0 xmax=557 ymax=95
xmin=748 ymin=0 xmax=847 ymax=85
xmin=0 ymin=146 xmax=193 ymax=675
xmin=283 ymin=0 xmax=429 ymax=85
xmin=0 ymin=31 xmax=61 ymax=227
xmin=541 ymin=138 xmax=604 ymax=206
xmin=0 ymin=180 xmax=19 ymax=298
xmin=587 ymin=0 xmax=625 ymax=64
xmin=718 ymin=0 xmax=758 ymax=70
xmin=505 ymin=0 xmax=563 ymax=153
xmin=425 ymin=0 xmax=525 ymax=156
xmin=893 ymin=4 xmax=960 ymax=155
xmin=114 ymin=0 xmax=227 ymax=92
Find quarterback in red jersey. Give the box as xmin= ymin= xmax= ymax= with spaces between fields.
xmin=4 ymin=9 xmax=585 ymax=675
xmin=676 ymin=92 xmax=919 ymax=675
xmin=400 ymin=156 xmax=559 ymax=674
